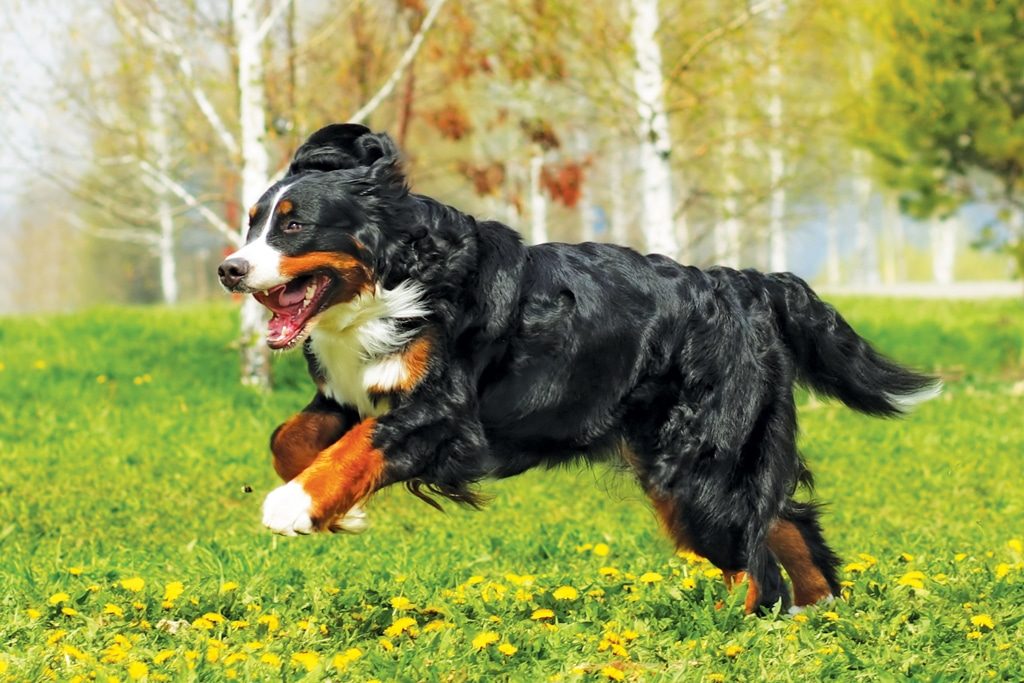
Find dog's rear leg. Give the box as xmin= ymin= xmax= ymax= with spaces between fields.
xmin=768 ymin=503 xmax=841 ymax=610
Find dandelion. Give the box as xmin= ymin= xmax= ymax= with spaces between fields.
xmin=153 ymin=651 xmax=175 ymax=665
xmin=707 ymin=675 xmax=726 ymax=682
xmin=424 ymin=620 xmax=448 ymax=633
xmin=33 ymin=359 xmax=47 ymax=370
xmin=61 ymin=645 xmax=89 ymax=661
xmin=497 ymin=643 xmax=518 ymax=656
xmin=994 ymin=563 xmax=1012 ymax=579
xmin=472 ymin=631 xmax=500 ymax=650
xmin=897 ymin=571 xmax=927 ymax=589
xmin=27 ymin=608 xmax=41 ymax=619
xmin=792 ymin=613 xmax=808 ymax=624
xmin=61 ymin=607 xmax=79 ymax=617
xmin=970 ymin=614 xmax=995 ymax=630
xmin=638 ymin=572 xmax=663 ymax=584
xmin=379 ymin=638 xmax=395 ymax=652
xmin=69 ymin=567 xmax=84 ymax=576
xmin=600 ymin=665 xmax=625 ymax=681
xmin=552 ymin=586 xmax=578 ymax=600
xmin=161 ymin=582 xmax=183 ymax=604
xmin=202 ymin=612 xmax=226 ymax=624
xmin=599 ymin=566 xmax=621 ymax=577
xmin=703 ymin=567 xmax=723 ymax=579
xmin=191 ymin=617 xmax=214 ymax=630
xmin=256 ymin=614 xmax=279 ymax=632
xmin=96 ymin=374 xmax=108 ymax=384
xmin=230 ymin=620 xmax=249 ymax=629
xmin=127 ymin=662 xmax=148 ymax=680
xmin=390 ymin=596 xmax=415 ymax=610
xmin=532 ymin=608 xmax=555 ymax=620
xmin=822 ymin=611 xmax=840 ymax=622
xmin=333 ymin=648 xmax=363 ymax=670
xmin=954 ymin=553 xmax=968 ymax=562
xmin=46 ymin=630 xmax=67 ymax=645
xmin=966 ymin=631 xmax=983 ymax=640
xmin=593 ymin=543 xmax=610 ymax=557
xmin=222 ymin=653 xmax=247 ymax=666
xmin=844 ymin=562 xmax=867 ymax=573
xmin=680 ymin=577 xmax=697 ymax=590
xmin=899 ymin=552 xmax=914 ymax=562
xmin=291 ymin=652 xmax=319 ymax=672
xmin=1008 ymin=539 xmax=1023 ymax=554
xmin=104 ymin=604 xmax=125 ymax=617
xmin=505 ymin=573 xmax=535 ymax=586
xmin=384 ymin=616 xmax=417 ymax=637
xmin=259 ymin=653 xmax=281 ymax=667
xmin=220 ymin=581 xmax=239 ymax=593
xmin=724 ymin=644 xmax=743 ymax=658
xmin=466 ymin=575 xmax=485 ymax=586
xmin=120 ymin=577 xmax=145 ymax=593
xmin=48 ymin=592 xmax=70 ymax=606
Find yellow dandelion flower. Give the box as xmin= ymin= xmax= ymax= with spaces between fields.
xmin=466 ymin=575 xmax=485 ymax=586
xmin=593 ymin=543 xmax=610 ymax=557
xmin=69 ymin=566 xmax=84 ymax=576
xmin=243 ymin=641 xmax=264 ymax=651
xmin=680 ymin=577 xmax=697 ymax=590
xmin=505 ymin=573 xmax=536 ymax=586
xmin=87 ymin=584 xmax=100 ymax=593
xmin=291 ymin=652 xmax=319 ymax=672
xmin=162 ymin=582 xmax=183 ymax=603
xmin=384 ymin=616 xmax=417 ymax=637
xmin=497 ymin=642 xmax=518 ymax=656
xmin=256 ymin=614 xmax=279 ymax=632
xmin=996 ymin=643 xmax=1011 ymax=651
xmin=127 ymin=662 xmax=148 ymax=680
xmin=259 ymin=653 xmax=281 ymax=667
xmin=970 ymin=614 xmax=995 ymax=630
xmin=1008 ymin=539 xmax=1023 ymax=554
xmin=707 ymin=675 xmax=726 ymax=683
xmin=577 ymin=543 xmax=593 ymax=553
xmin=333 ymin=648 xmax=363 ymax=669
xmin=844 ymin=562 xmax=867 ymax=573
xmin=104 ymin=604 xmax=124 ymax=617
xmin=202 ymin=612 xmax=225 ymax=624
xmin=792 ymin=613 xmax=808 ymax=623
xmin=531 ymin=608 xmax=555 ymax=620
xmin=27 ymin=608 xmax=42 ymax=619
xmin=638 ymin=572 xmax=663 ymax=584
xmin=822 ymin=611 xmax=840 ymax=622
xmin=222 ymin=653 xmax=247 ymax=666
xmin=514 ymin=588 xmax=533 ymax=602
xmin=703 ymin=567 xmax=723 ymax=579
xmin=897 ymin=571 xmax=927 ymax=589
xmin=995 ymin=563 xmax=1012 ymax=579
xmin=899 ymin=552 xmax=914 ymax=562
xmin=191 ymin=617 xmax=214 ymax=631
xmin=33 ymin=359 xmax=47 ymax=370
xmin=132 ymin=601 xmax=145 ymax=610
xmin=61 ymin=645 xmax=89 ymax=661
xmin=96 ymin=374 xmax=107 ymax=383
xmin=379 ymin=638 xmax=395 ymax=652
xmin=954 ymin=553 xmax=968 ymax=562
xmin=600 ymin=665 xmax=625 ymax=681
xmin=153 ymin=651 xmax=175 ymax=665
xmin=472 ymin=631 xmax=500 ymax=650
xmin=390 ymin=596 xmax=415 ymax=611
xmin=219 ymin=581 xmax=239 ymax=593
xmin=724 ymin=644 xmax=743 ymax=658
xmin=120 ymin=577 xmax=145 ymax=593
xmin=966 ymin=630 xmax=983 ymax=640
xmin=46 ymin=630 xmax=67 ymax=645
xmin=48 ymin=592 xmax=70 ymax=606
xmin=552 ymin=586 xmax=578 ymax=600
xmin=599 ymin=566 xmax=621 ymax=577
xmin=61 ymin=607 xmax=79 ymax=617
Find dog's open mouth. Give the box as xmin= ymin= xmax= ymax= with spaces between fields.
xmin=252 ymin=274 xmax=335 ymax=350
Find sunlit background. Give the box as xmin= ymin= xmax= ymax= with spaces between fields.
xmin=1 ymin=0 xmax=1022 ymax=316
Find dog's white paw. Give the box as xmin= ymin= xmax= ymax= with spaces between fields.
xmin=329 ymin=503 xmax=370 ymax=534
xmin=262 ymin=482 xmax=315 ymax=536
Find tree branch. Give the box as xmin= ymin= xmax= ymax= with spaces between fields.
xmin=667 ymin=0 xmax=782 ymax=80
xmin=137 ymin=160 xmax=242 ymax=247
xmin=63 ymin=212 xmax=160 ymax=249
xmin=115 ymin=0 xmax=240 ymax=158
xmin=255 ymin=0 xmax=294 ymax=44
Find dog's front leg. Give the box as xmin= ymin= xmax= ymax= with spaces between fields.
xmin=262 ymin=418 xmax=385 ymax=536
xmin=269 ymin=393 xmax=357 ymax=482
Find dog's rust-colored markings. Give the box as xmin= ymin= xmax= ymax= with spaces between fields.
xmin=271 ymin=410 xmax=350 ymax=481
xmin=294 ymin=418 xmax=385 ymax=530
xmin=248 ymin=204 xmax=258 ymax=220
xmin=367 ymin=335 xmax=434 ymax=396
xmin=276 ymin=200 xmax=293 ymax=215
xmin=768 ymin=520 xmax=833 ymax=606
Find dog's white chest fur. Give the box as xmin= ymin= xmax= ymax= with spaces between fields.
xmin=308 ymin=282 xmax=429 ymax=418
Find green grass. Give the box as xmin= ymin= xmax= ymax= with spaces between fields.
xmin=0 ymin=298 xmax=1022 ymax=682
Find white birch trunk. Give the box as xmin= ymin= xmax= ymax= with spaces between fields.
xmin=610 ymin=146 xmax=630 ymax=246
xmin=718 ymin=43 xmax=742 ymax=268
xmin=929 ymin=215 xmax=957 ymax=285
xmin=234 ymin=0 xmax=272 ymax=388
xmin=881 ymin=194 xmax=903 ymax=284
xmin=576 ymin=130 xmax=595 ymax=242
xmin=767 ymin=59 xmax=786 ymax=272
xmin=528 ymin=149 xmax=548 ymax=244
xmin=148 ymin=72 xmax=178 ymax=305
xmin=825 ymin=200 xmax=841 ymax=286
xmin=851 ymin=151 xmax=879 ymax=285
xmin=630 ymin=0 xmax=682 ymax=259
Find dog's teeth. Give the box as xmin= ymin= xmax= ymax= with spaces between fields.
xmin=262 ymin=289 xmax=269 ymax=296
xmin=304 ymin=284 xmax=316 ymax=304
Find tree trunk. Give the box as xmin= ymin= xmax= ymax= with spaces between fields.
xmin=825 ymin=200 xmax=841 ymax=286
xmin=767 ymin=58 xmax=786 ymax=272
xmin=852 ymin=151 xmax=879 ymax=285
xmin=576 ymin=130 xmax=594 ymax=242
xmin=881 ymin=194 xmax=903 ymax=283
xmin=929 ymin=215 xmax=957 ymax=285
xmin=718 ymin=42 xmax=742 ymax=268
xmin=148 ymin=72 xmax=178 ymax=305
xmin=528 ymin=149 xmax=548 ymax=244
xmin=234 ymin=0 xmax=272 ymax=388
xmin=630 ymin=0 xmax=682 ymax=259
xmin=610 ymin=146 xmax=630 ymax=246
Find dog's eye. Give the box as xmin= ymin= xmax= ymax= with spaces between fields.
xmin=283 ymin=221 xmax=304 ymax=233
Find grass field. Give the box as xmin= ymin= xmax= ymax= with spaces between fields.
xmin=1 ymin=297 xmax=1022 ymax=682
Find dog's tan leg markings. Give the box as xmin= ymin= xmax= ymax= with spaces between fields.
xmin=270 ymin=410 xmax=349 ymax=481
xmin=262 ymin=419 xmax=384 ymax=536
xmin=768 ymin=520 xmax=832 ymax=607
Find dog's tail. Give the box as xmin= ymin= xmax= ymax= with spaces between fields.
xmin=763 ymin=272 xmax=941 ymax=416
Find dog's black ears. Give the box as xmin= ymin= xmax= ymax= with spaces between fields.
xmin=287 ymin=123 xmax=402 ymax=179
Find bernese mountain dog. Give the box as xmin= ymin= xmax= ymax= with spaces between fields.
xmin=217 ymin=123 xmax=939 ymax=613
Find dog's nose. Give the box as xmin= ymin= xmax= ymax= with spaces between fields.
xmin=218 ymin=257 xmax=251 ymax=289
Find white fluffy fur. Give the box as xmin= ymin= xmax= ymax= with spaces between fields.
xmin=309 ymin=280 xmax=429 ymax=417
xmin=887 ymin=380 xmax=944 ymax=414
xmin=223 ymin=182 xmax=295 ymax=291
xmin=261 ymin=481 xmax=314 ymax=536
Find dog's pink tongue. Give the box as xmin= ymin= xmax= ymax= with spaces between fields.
xmin=276 ymin=280 xmax=308 ymax=307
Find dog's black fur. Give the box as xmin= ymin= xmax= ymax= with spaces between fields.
xmin=230 ymin=124 xmax=938 ymax=611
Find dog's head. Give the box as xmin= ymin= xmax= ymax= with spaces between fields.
xmin=218 ymin=124 xmax=410 ymax=350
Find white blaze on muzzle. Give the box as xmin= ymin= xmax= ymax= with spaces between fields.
xmin=226 ymin=182 xmax=295 ymax=291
